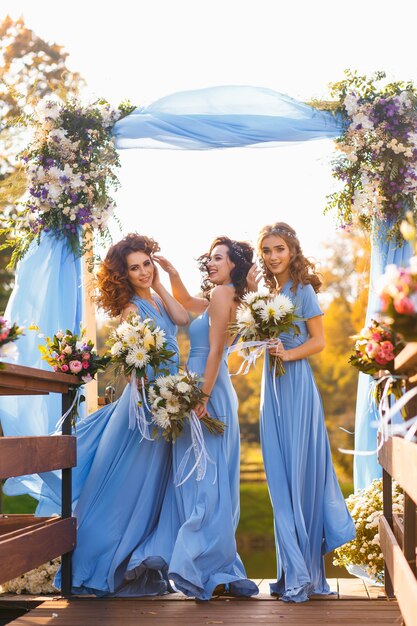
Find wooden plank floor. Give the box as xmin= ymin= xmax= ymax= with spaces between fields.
xmin=2 ymin=579 xmax=400 ymax=626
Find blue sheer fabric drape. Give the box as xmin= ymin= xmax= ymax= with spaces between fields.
xmin=113 ymin=86 xmax=344 ymax=149
xmin=1 ymin=234 xmax=83 ymax=506
xmin=354 ymin=222 xmax=412 ymax=491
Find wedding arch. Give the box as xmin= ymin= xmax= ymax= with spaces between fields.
xmin=1 ymin=73 xmax=415 ymax=510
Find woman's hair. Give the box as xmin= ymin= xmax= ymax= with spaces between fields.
xmin=95 ymin=233 xmax=160 ymax=317
xmin=257 ymin=222 xmax=322 ymax=293
xmin=198 ymin=236 xmax=254 ymax=301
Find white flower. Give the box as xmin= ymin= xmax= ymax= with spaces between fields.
xmin=177 ymin=381 xmax=191 ymax=394
xmin=0 ymin=342 xmax=19 ymax=363
xmin=236 ymin=306 xmax=255 ymax=326
xmin=110 ymin=341 xmax=123 ymax=356
xmin=270 ymin=294 xmax=294 ymax=320
xmin=154 ymin=408 xmax=171 ymax=429
xmin=154 ymin=329 xmax=166 ymax=350
xmin=126 ymin=347 xmax=150 ymax=369
xmin=124 ymin=328 xmax=141 ymax=347
xmin=160 ymin=386 xmax=174 ymax=400
xmin=166 ymin=398 xmax=181 ymax=413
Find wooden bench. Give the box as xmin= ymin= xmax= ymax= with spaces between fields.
xmin=0 ymin=363 xmax=78 ymax=596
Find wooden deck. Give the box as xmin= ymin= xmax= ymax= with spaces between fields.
xmin=0 ymin=579 xmax=401 ymax=626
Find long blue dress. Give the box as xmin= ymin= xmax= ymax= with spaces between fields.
xmin=165 ymin=309 xmax=258 ymax=600
xmin=54 ymin=295 xmax=180 ymax=596
xmin=260 ymin=281 xmax=355 ymax=603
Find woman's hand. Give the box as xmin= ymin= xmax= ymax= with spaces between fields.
xmin=246 ymin=263 xmax=262 ymax=292
xmin=268 ymin=339 xmax=290 ymax=361
xmin=153 ymin=255 xmax=177 ymax=277
xmin=193 ymin=400 xmax=209 ymax=419
xmin=151 ymin=262 xmax=162 ymax=291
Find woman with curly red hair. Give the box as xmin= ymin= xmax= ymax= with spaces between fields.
xmin=55 ymin=233 xmax=189 ymax=597
xmin=256 ymin=222 xmax=355 ymax=603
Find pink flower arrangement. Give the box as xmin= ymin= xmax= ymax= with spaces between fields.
xmin=0 ymin=317 xmax=24 ymax=363
xmin=377 ymin=261 xmax=417 ymax=341
xmin=349 ymin=319 xmax=403 ymax=376
xmin=37 ymin=326 xmax=109 ymax=384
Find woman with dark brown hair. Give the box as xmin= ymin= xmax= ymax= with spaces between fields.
xmin=256 ymin=222 xmax=355 ymax=603
xmin=55 ymin=233 xmax=189 ymax=597
xmin=132 ymin=236 xmax=259 ymax=600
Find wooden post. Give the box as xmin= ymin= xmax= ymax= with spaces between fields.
xmin=82 ymin=235 xmax=98 ymax=415
xmin=382 ymin=468 xmax=395 ymax=599
xmin=60 ymin=391 xmax=74 ymax=597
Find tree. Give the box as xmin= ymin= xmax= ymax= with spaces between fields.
xmin=0 ymin=16 xmax=84 ymax=313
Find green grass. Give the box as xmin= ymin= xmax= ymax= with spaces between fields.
xmin=1 ymin=494 xmax=37 ymax=514
xmin=238 ymin=482 xmax=274 ymax=538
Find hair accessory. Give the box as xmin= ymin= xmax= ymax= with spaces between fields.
xmin=231 ymin=242 xmax=249 ymax=264
xmin=273 ymin=228 xmax=297 ymax=239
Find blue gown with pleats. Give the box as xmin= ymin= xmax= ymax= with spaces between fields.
xmin=54 ymin=295 xmax=180 ymax=596
xmin=165 ymin=309 xmax=258 ymax=600
xmin=260 ymin=281 xmax=355 ymax=602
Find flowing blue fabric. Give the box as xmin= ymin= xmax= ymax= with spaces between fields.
xmin=1 ymin=234 xmax=83 ymax=509
xmin=129 ymin=310 xmax=258 ymax=600
xmin=113 ymin=86 xmax=343 ymax=150
xmin=50 ymin=295 xmax=180 ymax=596
xmin=354 ymin=223 xmax=412 ymax=491
xmin=260 ymin=281 xmax=355 ymax=602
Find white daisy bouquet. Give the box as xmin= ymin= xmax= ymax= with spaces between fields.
xmin=148 ymin=370 xmax=225 ymax=485
xmin=230 ymin=287 xmax=301 ymax=376
xmin=149 ymin=370 xmax=225 ymax=441
xmin=107 ymin=313 xmax=176 ymax=438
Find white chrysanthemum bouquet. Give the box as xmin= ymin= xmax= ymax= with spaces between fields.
xmin=333 ymin=478 xmax=403 ymax=583
xmin=148 ymin=370 xmax=225 ymax=485
xmin=108 ymin=312 xmax=175 ymax=378
xmin=230 ymin=288 xmax=301 ymax=375
xmin=107 ymin=313 xmax=176 ymax=437
xmin=149 ymin=370 xmax=225 ymax=441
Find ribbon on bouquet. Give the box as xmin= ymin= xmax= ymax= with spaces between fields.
xmin=228 ymin=339 xmax=282 ymax=414
xmin=339 ymin=374 xmax=417 ymax=456
xmin=54 ymin=386 xmax=82 ymax=433
xmin=228 ymin=339 xmax=279 ymax=375
xmin=174 ymin=410 xmax=216 ymax=487
xmin=128 ymin=369 xmax=153 ymax=441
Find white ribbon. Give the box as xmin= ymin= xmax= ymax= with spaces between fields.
xmin=339 ymin=375 xmax=417 ymax=456
xmin=174 ymin=411 xmax=216 ymax=487
xmin=228 ymin=339 xmax=279 ymax=375
xmin=128 ymin=369 xmax=153 ymax=441
xmin=54 ymin=387 xmax=80 ymax=433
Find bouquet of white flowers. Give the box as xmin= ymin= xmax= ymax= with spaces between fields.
xmin=107 ymin=313 xmax=176 ymax=438
xmin=230 ymin=288 xmax=301 ymax=375
xmin=148 ymin=370 xmax=225 ymax=485
xmin=333 ymin=478 xmax=403 ymax=584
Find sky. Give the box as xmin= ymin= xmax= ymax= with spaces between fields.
xmin=3 ymin=0 xmax=417 ymax=293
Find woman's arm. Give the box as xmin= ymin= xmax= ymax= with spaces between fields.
xmin=151 ymin=264 xmax=189 ymax=325
xmin=193 ymin=286 xmax=233 ymax=418
xmin=153 ymin=255 xmax=208 ymax=315
xmin=269 ymin=315 xmax=325 ymax=362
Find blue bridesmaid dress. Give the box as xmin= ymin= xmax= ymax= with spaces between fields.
xmin=164 ymin=309 xmax=259 ymax=600
xmin=54 ymin=295 xmax=180 ymax=596
xmin=260 ymin=281 xmax=355 ymax=603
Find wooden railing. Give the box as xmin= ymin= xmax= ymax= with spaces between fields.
xmin=0 ymin=363 xmax=77 ymax=596
xmin=378 ymin=343 xmax=417 ymax=626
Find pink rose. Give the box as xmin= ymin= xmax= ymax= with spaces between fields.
xmin=0 ymin=329 xmax=10 ymax=341
xmin=82 ymin=361 xmax=90 ymax=369
xmin=371 ymin=332 xmax=382 ymax=342
xmin=82 ymin=373 xmax=93 ymax=383
xmin=393 ymin=297 xmax=415 ymax=315
xmin=69 ymin=360 xmax=82 ymax=374
xmin=365 ymin=341 xmax=380 ymax=359
xmin=61 ymin=364 xmax=69 ymax=372
xmin=82 ymin=352 xmax=91 ymax=360
xmin=375 ymin=353 xmax=390 ymax=366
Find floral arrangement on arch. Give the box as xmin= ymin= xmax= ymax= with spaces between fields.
xmin=0 ymin=97 xmax=135 ymax=267
xmin=322 ymin=70 xmax=417 ymax=239
xmin=333 ymin=478 xmax=403 ymax=584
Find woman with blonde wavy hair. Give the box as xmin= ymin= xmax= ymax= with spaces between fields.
xmin=55 ymin=233 xmax=189 ymax=597
xmin=256 ymin=222 xmax=355 ymax=603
